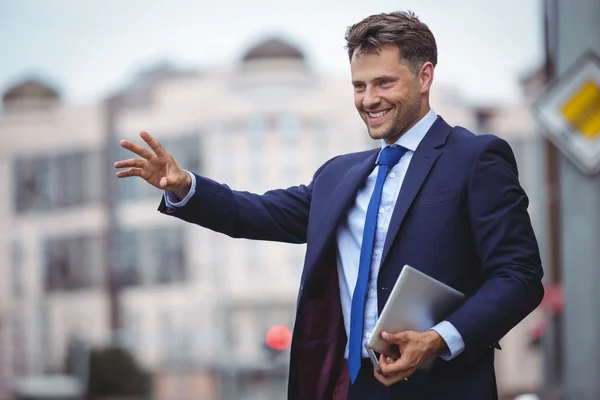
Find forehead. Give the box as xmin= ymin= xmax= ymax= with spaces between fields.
xmin=350 ymin=45 xmax=408 ymax=79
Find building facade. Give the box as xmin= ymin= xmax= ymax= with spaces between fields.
xmin=0 ymin=80 xmax=109 ymax=398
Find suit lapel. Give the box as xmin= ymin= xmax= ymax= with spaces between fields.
xmin=380 ymin=116 xmax=453 ymax=267
xmin=303 ymin=150 xmax=378 ymax=284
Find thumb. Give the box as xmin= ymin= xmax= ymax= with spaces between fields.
xmin=160 ymin=172 xmax=185 ymax=190
xmin=381 ymin=331 xmax=405 ymax=343
xmin=159 ymin=176 xmax=169 ymax=189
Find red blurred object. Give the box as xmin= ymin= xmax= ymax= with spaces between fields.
xmin=539 ymin=283 xmax=563 ymax=315
xmin=266 ymin=325 xmax=292 ymax=350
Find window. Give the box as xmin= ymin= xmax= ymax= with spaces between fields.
xmin=11 ymin=238 xmax=24 ymax=298
xmin=44 ymin=238 xmax=70 ymax=291
xmin=172 ymin=136 xmax=201 ymax=173
xmin=67 ymin=236 xmax=88 ymax=287
xmin=13 ymin=151 xmax=104 ymax=213
xmin=53 ymin=153 xmax=83 ymax=207
xmin=44 ymin=234 xmax=104 ymax=292
xmin=277 ymin=114 xmax=301 ymax=183
xmin=247 ymin=117 xmax=266 ymax=136
xmin=11 ymin=314 xmax=27 ymax=375
xmin=313 ymin=118 xmax=330 ymax=166
xmin=13 ymin=157 xmax=51 ymax=212
xmin=84 ymin=150 xmax=105 ymax=203
xmin=116 ymin=144 xmax=141 ymax=202
xmin=113 ymin=226 xmax=186 ymax=287
xmin=247 ymin=117 xmax=266 ymax=190
xmin=115 ymin=229 xmax=141 ymax=287
xmin=277 ymin=114 xmax=301 ymax=136
xmin=42 ymin=227 xmax=187 ymax=292
xmin=154 ymin=227 xmax=185 ymax=284
xmin=277 ymin=114 xmax=302 ymax=136
xmin=63 ymin=153 xmax=84 ymax=206
xmin=87 ymin=234 xmax=106 ymax=286
xmin=35 ymin=157 xmax=52 ymax=209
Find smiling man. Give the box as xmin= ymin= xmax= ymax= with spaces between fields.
xmin=115 ymin=11 xmax=544 ymax=400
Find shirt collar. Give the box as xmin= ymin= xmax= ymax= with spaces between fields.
xmin=375 ymin=108 xmax=438 ymax=163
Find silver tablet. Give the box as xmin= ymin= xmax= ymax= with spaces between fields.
xmin=365 ymin=265 xmax=465 ymax=362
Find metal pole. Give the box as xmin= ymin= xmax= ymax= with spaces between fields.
xmin=543 ymin=0 xmax=562 ymax=287
xmin=552 ymin=0 xmax=600 ymax=398
xmin=540 ymin=1 xmax=564 ymax=398
xmin=104 ymin=96 xmax=123 ymax=342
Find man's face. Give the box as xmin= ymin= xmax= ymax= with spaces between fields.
xmin=350 ymin=45 xmax=425 ymax=144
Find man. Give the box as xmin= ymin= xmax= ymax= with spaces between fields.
xmin=115 ymin=11 xmax=544 ymax=400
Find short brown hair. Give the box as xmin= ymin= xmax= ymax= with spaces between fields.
xmin=345 ymin=11 xmax=438 ymax=73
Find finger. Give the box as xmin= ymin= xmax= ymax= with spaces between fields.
xmin=159 ymin=173 xmax=183 ymax=189
xmin=114 ymin=158 xmax=146 ymax=169
xmin=159 ymin=176 xmax=168 ymax=189
xmin=374 ymin=369 xmax=404 ymax=387
xmin=120 ymin=139 xmax=154 ymax=160
xmin=379 ymin=354 xmax=399 ymax=373
xmin=140 ymin=131 xmax=167 ymax=156
xmin=116 ymin=168 xmax=142 ymax=178
xmin=379 ymin=353 xmax=390 ymax=370
xmin=380 ymin=355 xmax=410 ymax=375
xmin=381 ymin=331 xmax=408 ymax=343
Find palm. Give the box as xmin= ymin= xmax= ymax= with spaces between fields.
xmin=115 ymin=131 xmax=187 ymax=194
xmin=143 ymin=155 xmax=172 ymax=188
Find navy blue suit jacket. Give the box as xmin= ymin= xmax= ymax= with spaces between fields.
xmin=159 ymin=116 xmax=544 ymax=399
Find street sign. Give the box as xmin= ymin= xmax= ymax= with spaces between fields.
xmin=534 ymin=51 xmax=600 ymax=175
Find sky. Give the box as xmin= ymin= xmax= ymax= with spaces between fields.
xmin=0 ymin=0 xmax=543 ymax=107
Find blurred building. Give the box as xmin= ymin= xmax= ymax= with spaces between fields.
xmin=0 ymin=79 xmax=108 ymax=399
xmin=0 ymin=38 xmax=547 ymax=399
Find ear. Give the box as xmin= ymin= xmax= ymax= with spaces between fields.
xmin=419 ymin=62 xmax=434 ymax=94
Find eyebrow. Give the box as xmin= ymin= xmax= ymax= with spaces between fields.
xmin=374 ymin=75 xmax=398 ymax=82
xmin=352 ymin=75 xmax=399 ymax=85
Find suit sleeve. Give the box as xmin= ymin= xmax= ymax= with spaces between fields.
xmin=446 ymin=137 xmax=544 ymax=359
xmin=157 ymin=158 xmax=338 ymax=243
xmin=158 ymin=176 xmax=313 ymax=244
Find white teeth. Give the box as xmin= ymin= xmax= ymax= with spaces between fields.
xmin=368 ymin=110 xmax=388 ymax=118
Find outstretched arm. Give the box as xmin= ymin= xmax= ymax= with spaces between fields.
xmin=115 ymin=131 xmax=313 ymax=244
xmin=158 ymin=174 xmax=312 ymax=243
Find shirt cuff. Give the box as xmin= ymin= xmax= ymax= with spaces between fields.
xmin=164 ymin=170 xmax=196 ymax=207
xmin=430 ymin=320 xmax=465 ymax=361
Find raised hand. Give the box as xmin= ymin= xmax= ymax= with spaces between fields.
xmin=115 ymin=131 xmax=192 ymax=199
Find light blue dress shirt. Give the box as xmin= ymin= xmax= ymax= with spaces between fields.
xmin=165 ymin=108 xmax=465 ymax=361
xmin=334 ymin=108 xmax=464 ymax=360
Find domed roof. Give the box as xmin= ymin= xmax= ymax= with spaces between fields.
xmin=242 ymin=38 xmax=305 ymax=62
xmin=3 ymin=79 xmax=60 ymax=103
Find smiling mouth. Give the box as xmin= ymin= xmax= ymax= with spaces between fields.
xmin=367 ymin=109 xmax=390 ymax=118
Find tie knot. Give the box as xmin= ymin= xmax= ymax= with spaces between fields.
xmin=377 ymin=145 xmax=407 ymax=167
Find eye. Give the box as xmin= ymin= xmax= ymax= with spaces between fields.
xmin=379 ymin=79 xmax=391 ymax=86
xmin=354 ymin=83 xmax=366 ymax=92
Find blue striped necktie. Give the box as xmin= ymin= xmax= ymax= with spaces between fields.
xmin=348 ymin=144 xmax=408 ymax=383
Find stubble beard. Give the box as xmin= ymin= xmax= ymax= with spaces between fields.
xmin=366 ymin=102 xmax=421 ymax=143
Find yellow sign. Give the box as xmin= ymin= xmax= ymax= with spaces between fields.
xmin=560 ymin=79 xmax=600 ymax=138
xmin=534 ymin=51 xmax=600 ymax=175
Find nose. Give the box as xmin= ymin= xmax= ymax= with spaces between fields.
xmin=362 ymin=87 xmax=380 ymax=110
